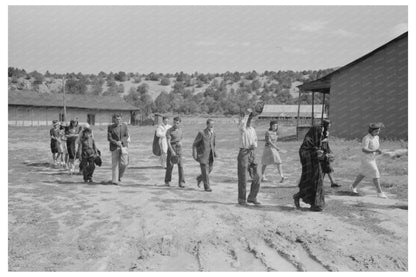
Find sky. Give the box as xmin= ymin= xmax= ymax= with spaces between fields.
xmin=8 ymin=5 xmax=408 ymax=74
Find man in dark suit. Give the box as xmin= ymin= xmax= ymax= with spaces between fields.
xmin=107 ymin=113 xmax=129 ymax=185
xmin=192 ymin=119 xmax=217 ymax=192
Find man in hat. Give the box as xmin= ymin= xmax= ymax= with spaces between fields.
xmin=192 ymin=118 xmax=217 ymax=192
xmin=237 ymin=109 xmax=261 ymax=206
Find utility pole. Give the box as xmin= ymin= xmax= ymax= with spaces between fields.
xmin=62 ymin=76 xmax=67 ymax=122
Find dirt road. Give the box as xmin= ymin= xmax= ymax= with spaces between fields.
xmin=8 ymin=123 xmax=408 ymax=271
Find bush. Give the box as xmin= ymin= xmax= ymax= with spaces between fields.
xmin=160 ymin=77 xmax=171 ymax=86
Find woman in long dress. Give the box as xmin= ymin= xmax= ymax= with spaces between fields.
xmin=350 ymin=122 xmax=387 ymax=198
xmin=293 ymin=126 xmax=325 ymax=211
xmin=261 ymin=120 xmax=285 ymax=183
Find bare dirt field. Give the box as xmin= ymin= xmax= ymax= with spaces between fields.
xmin=8 ymin=118 xmax=408 ymax=271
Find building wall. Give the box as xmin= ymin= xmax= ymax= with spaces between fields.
xmin=8 ymin=106 xmax=132 ymax=126
xmin=329 ymin=35 xmax=407 ymax=140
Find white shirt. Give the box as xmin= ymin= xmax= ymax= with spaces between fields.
xmin=238 ymin=114 xmax=257 ymax=149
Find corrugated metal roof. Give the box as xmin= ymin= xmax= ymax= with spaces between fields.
xmin=259 ymin=104 xmax=325 ymax=117
xmin=8 ymin=90 xmax=139 ymax=111
xmin=298 ymin=32 xmax=408 ymax=92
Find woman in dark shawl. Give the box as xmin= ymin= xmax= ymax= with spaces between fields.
xmin=293 ymin=126 xmax=325 ymax=211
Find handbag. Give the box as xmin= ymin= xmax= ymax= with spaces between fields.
xmin=94 ymin=149 xmax=102 ymax=167
xmin=120 ymin=147 xmax=129 ymax=167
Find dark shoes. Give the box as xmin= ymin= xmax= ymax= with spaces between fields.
xmin=196 ymin=177 xmax=202 ymax=188
xmin=331 ymin=183 xmax=340 ymax=188
xmin=165 ymin=182 xmax=170 ymax=187
xmin=247 ymin=199 xmax=261 ymax=205
xmin=310 ymin=206 xmax=323 ymax=212
xmin=238 ymin=200 xmax=248 ymax=206
xmin=179 ymin=182 xmax=185 ymax=188
xmin=204 ymin=188 xmax=212 ymax=192
xmin=293 ymin=194 xmax=300 ymax=209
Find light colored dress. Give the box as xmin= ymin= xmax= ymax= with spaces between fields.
xmin=261 ymin=130 xmax=282 ymax=165
xmin=360 ymin=134 xmax=380 ymax=178
xmin=156 ymin=123 xmax=171 ymax=153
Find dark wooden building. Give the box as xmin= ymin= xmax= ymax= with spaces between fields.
xmin=299 ymin=32 xmax=408 ymax=139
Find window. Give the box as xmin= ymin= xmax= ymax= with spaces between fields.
xmin=87 ymin=114 xmax=95 ymax=126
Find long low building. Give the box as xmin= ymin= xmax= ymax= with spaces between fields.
xmin=8 ymin=90 xmax=140 ymax=126
xmin=259 ymin=104 xmax=326 ymax=119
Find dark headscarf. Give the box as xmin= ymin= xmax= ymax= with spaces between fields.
xmin=300 ymin=126 xmax=322 ymax=151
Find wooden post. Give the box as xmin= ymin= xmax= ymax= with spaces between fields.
xmin=321 ymin=93 xmax=326 ymax=123
xmin=311 ymin=91 xmax=315 ymax=126
xmin=62 ymin=77 xmax=67 ymax=122
xmin=296 ymin=89 xmax=302 ymax=140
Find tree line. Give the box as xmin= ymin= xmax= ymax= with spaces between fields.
xmin=8 ymin=67 xmax=335 ymax=116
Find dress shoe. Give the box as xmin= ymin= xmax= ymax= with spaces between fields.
xmin=238 ymin=200 xmax=248 ymax=206
xmin=310 ymin=206 xmax=323 ymax=212
xmin=196 ymin=178 xmax=202 ymax=188
xmin=247 ymin=199 xmax=261 ymax=205
xmin=377 ymin=192 xmax=388 ymax=199
xmin=204 ymin=188 xmax=212 ymax=192
xmin=330 ymin=183 xmax=340 ymax=188
xmin=165 ymin=182 xmax=170 ymax=187
xmin=178 ymin=182 xmax=185 ymax=188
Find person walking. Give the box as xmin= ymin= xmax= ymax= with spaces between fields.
xmin=65 ymin=119 xmax=81 ymax=174
xmin=261 ymin=120 xmax=285 ymax=183
xmin=156 ymin=116 xmax=171 ymax=168
xmin=320 ymin=119 xmax=340 ymax=187
xmin=165 ymin=117 xmax=186 ymax=188
xmin=77 ymin=127 xmax=99 ymax=183
xmin=193 ymin=119 xmax=217 ymax=192
xmin=293 ymin=126 xmax=325 ymax=211
xmin=237 ymin=109 xmax=261 ymax=206
xmin=107 ymin=113 xmax=129 ymax=185
xmin=49 ymin=120 xmax=60 ymax=165
xmin=350 ymin=122 xmax=387 ymax=198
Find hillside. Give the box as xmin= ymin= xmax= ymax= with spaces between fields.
xmin=8 ymin=68 xmax=335 ymax=115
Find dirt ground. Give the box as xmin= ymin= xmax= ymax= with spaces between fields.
xmin=8 ymin=118 xmax=408 ymax=271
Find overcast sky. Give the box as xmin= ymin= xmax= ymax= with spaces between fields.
xmin=8 ymin=5 xmax=408 ymax=74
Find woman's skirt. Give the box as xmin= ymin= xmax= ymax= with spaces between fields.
xmin=360 ymin=154 xmax=380 ymax=178
xmin=66 ymin=137 xmax=77 ymax=160
xmin=320 ymin=158 xmax=334 ymax=174
xmin=261 ymin=146 xmax=282 ymax=165
xmin=50 ymin=139 xmax=59 ymax=154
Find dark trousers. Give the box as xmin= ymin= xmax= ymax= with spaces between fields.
xmin=165 ymin=145 xmax=185 ymax=184
xmin=81 ymin=157 xmax=95 ymax=181
xmin=237 ymin=148 xmax=260 ymax=202
xmin=197 ymin=153 xmax=214 ymax=189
